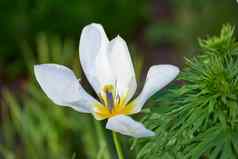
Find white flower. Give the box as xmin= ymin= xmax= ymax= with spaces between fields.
xmin=34 ymin=23 xmax=179 ymax=138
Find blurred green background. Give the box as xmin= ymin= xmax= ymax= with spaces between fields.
xmin=1 ymin=0 xmax=238 ymax=159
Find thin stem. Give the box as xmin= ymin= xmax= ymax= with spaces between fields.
xmin=94 ymin=120 xmax=111 ymax=159
xmin=112 ymin=131 xmax=125 ymax=159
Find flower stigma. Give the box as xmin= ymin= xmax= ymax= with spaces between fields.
xmin=94 ymin=84 xmax=134 ymax=120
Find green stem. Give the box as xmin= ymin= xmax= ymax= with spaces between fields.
xmin=94 ymin=120 xmax=111 ymax=159
xmin=112 ymin=131 xmax=125 ymax=159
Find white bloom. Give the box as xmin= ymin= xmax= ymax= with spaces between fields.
xmin=34 ymin=23 xmax=179 ymax=138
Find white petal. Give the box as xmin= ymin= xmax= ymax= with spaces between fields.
xmin=107 ymin=36 xmax=137 ymax=102
xmin=34 ymin=64 xmax=100 ymax=113
xmin=79 ymin=23 xmax=109 ymax=94
xmin=95 ymin=46 xmax=115 ymax=89
xmin=106 ymin=115 xmax=155 ymax=138
xmin=132 ymin=65 xmax=179 ymax=113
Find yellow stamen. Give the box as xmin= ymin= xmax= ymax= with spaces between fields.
xmin=94 ymin=85 xmax=134 ymax=120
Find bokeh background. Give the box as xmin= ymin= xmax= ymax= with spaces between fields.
xmin=0 ymin=0 xmax=238 ymax=159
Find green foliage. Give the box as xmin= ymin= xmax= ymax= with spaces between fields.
xmin=146 ymin=0 xmax=238 ymax=55
xmin=135 ymin=25 xmax=238 ymax=159
xmin=0 ymin=0 xmax=148 ymax=80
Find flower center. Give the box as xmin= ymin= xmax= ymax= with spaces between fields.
xmin=103 ymin=85 xmax=115 ymax=112
xmin=94 ymin=84 xmax=134 ymax=120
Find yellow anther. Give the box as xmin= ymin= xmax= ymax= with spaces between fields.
xmin=94 ymin=89 xmax=135 ymax=120
xmin=103 ymin=85 xmax=114 ymax=92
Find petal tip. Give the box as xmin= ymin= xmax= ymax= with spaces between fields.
xmin=34 ymin=64 xmax=42 ymax=75
xmin=152 ymin=64 xmax=180 ymax=76
xmin=113 ymin=35 xmax=124 ymax=42
xmin=110 ymin=35 xmax=127 ymax=49
xmin=145 ymin=130 xmax=156 ymax=137
xmin=34 ymin=64 xmax=59 ymax=74
xmin=169 ymin=65 xmax=180 ymax=76
xmin=84 ymin=23 xmax=103 ymax=31
xmin=115 ymin=34 xmax=122 ymax=39
xmin=34 ymin=64 xmax=41 ymax=69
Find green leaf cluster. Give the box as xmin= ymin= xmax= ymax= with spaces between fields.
xmin=135 ymin=25 xmax=238 ymax=159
